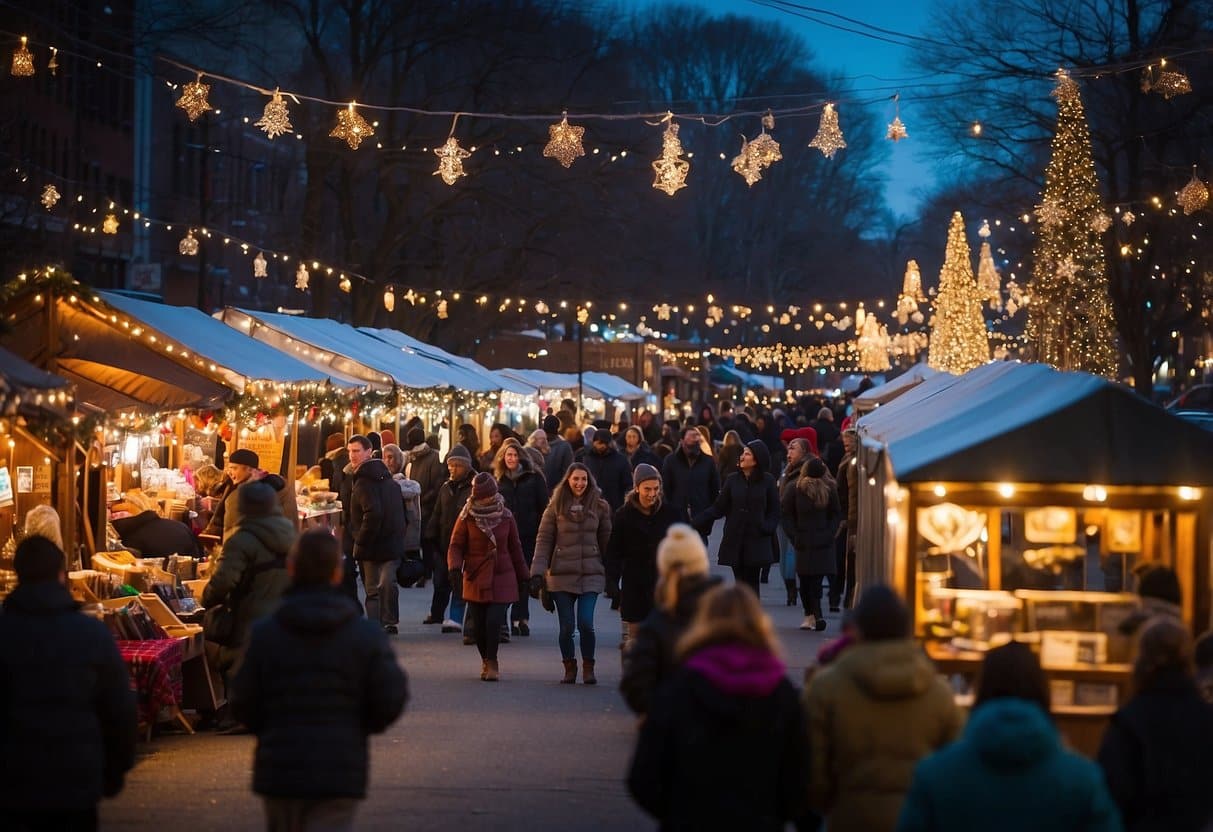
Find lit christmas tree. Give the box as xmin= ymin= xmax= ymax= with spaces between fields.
xmin=1026 ymin=71 xmax=1119 ymax=377
xmin=927 ymin=211 xmax=990 ymax=374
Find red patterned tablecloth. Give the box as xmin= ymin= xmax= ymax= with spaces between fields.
xmin=117 ymin=639 xmax=184 ymax=723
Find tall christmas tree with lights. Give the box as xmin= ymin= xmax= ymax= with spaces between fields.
xmin=927 ymin=211 xmax=989 ymax=374
xmin=1026 ymin=71 xmax=1119 ymax=377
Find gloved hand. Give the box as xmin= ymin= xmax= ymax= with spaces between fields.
xmin=604 ymin=584 xmax=620 ymax=602
xmin=528 ymin=574 xmax=545 ymax=599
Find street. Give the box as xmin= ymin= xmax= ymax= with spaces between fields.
xmin=100 ymin=553 xmax=836 ymax=831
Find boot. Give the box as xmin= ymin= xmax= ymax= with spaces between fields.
xmin=482 ymin=659 xmax=499 ymax=682
xmin=582 ymin=659 xmax=597 ymax=685
xmin=560 ymin=659 xmax=578 ymax=684
xmin=785 ymin=579 xmax=798 ymax=607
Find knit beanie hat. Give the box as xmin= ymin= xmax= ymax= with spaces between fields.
xmin=471 ymin=471 xmax=498 ymax=500
xmin=237 ymin=481 xmax=278 ymax=516
xmin=228 ymin=448 xmax=260 ymax=467
xmin=406 ymin=427 xmax=426 ymax=448
xmin=633 ymin=463 xmax=661 ymax=488
xmin=657 ymin=524 xmax=709 ymax=577
xmin=592 ymin=428 xmax=612 ymax=445
xmin=805 ymin=457 xmax=828 ymax=478
xmin=446 ymin=444 xmax=473 ymax=467
xmin=852 ymin=584 xmax=911 ymax=641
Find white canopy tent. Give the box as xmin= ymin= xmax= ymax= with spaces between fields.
xmin=359 ymin=327 xmax=528 ymax=395
xmin=853 ymin=363 xmax=946 ymax=416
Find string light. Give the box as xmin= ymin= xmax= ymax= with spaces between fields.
xmin=928 ymin=211 xmax=989 ymax=374
xmin=330 ymin=102 xmax=374 ymax=150
xmin=434 ymin=136 xmax=472 ymax=185
xmin=652 ymin=114 xmax=690 ymax=196
xmin=176 ymin=73 xmax=212 ymax=122
xmin=255 ymin=89 xmax=293 ymax=139
xmin=543 ymin=113 xmax=585 ymax=169
xmin=11 ymin=36 xmax=34 ymax=77
xmin=41 ymin=184 xmax=60 ymax=210
xmin=808 ymin=103 xmax=846 ymax=159
xmin=178 ymin=229 xmax=199 ymax=255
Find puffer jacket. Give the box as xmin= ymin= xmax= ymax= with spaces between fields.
xmin=447 ymin=507 xmax=529 ymax=604
xmin=0 ymin=582 xmax=137 ymax=810
xmin=390 ymin=474 xmax=423 ymax=553
xmin=404 ymin=442 xmax=447 ymax=524
xmin=204 ymin=471 xmax=299 ymax=541
xmin=230 ymin=586 xmax=408 ymax=800
xmin=781 ymin=473 xmax=841 ymax=575
xmin=531 ymin=496 xmax=612 ymax=595
xmin=604 ymin=494 xmax=685 ymax=623
xmin=804 ymin=638 xmax=964 ymax=832
xmin=202 ymin=505 xmax=296 ymax=670
xmin=349 ymin=458 xmax=406 ymax=562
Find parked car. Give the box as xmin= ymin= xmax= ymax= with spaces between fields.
xmin=1166 ymin=384 xmax=1213 ymax=411
xmin=1174 ymin=410 xmax=1213 ymax=432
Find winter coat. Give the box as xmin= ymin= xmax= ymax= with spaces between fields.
xmin=584 ymin=446 xmax=633 ymax=513
xmin=0 ymin=582 xmax=137 ymax=810
xmin=543 ymin=434 xmax=574 ymax=489
xmin=390 ymin=474 xmax=423 ymax=553
xmin=694 ymin=470 xmax=780 ymax=568
xmin=1097 ymin=670 xmax=1213 ymax=832
xmin=619 ymin=573 xmax=722 ymax=715
xmin=447 ymin=509 xmax=529 ymax=604
xmin=404 ymin=442 xmax=447 ymax=527
xmin=781 ymin=473 xmax=841 ymax=575
xmin=497 ymin=462 xmax=549 ymax=558
xmin=661 ymin=446 xmax=721 ymax=522
xmin=531 ymin=496 xmax=612 ymax=595
xmin=112 ymin=509 xmax=202 ymax=557
xmin=897 ymin=698 xmax=1122 ymax=832
xmin=425 ymin=471 xmax=474 ymax=556
xmin=605 ymin=495 xmax=684 ymax=623
xmin=628 ymin=442 xmax=663 ymax=472
xmin=348 ymin=458 xmax=406 ymax=562
xmin=839 ymin=451 xmax=858 ymax=532
xmin=230 ymin=586 xmax=408 ymax=800
xmin=204 ymin=472 xmax=298 ymax=542
xmin=804 ymin=638 xmax=964 ymax=832
xmin=628 ymin=644 xmax=811 ymax=831
xmin=202 ymin=507 xmax=296 ymax=670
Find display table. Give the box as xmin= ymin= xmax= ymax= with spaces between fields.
xmin=117 ymin=639 xmax=192 ymax=736
xmin=300 ymin=504 xmax=341 ymax=529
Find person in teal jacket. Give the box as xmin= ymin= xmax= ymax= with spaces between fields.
xmin=896 ymin=642 xmax=1122 ymax=832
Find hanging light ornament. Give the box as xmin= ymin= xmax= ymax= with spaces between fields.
xmin=255 ymin=89 xmax=293 ymax=139
xmin=543 ymin=112 xmax=585 ymax=169
xmin=253 ymin=251 xmax=267 ymax=278
xmin=1143 ymin=59 xmax=1192 ymax=99
xmin=535 ymin=300 xmax=549 ymax=315
xmin=1121 ymin=210 xmax=1136 ymax=226
xmin=178 ymin=229 xmax=199 ymax=255
xmin=437 ymin=299 xmax=449 ymax=319
xmin=1178 ymin=168 xmax=1209 ymax=215
xmin=886 ymin=93 xmax=908 ymax=142
xmin=176 ymin=74 xmax=212 ymax=122
xmin=295 ymin=262 xmax=309 ymax=291
xmin=896 ymin=259 xmax=923 ymax=325
xmin=11 ymin=36 xmax=34 ymax=77
xmin=434 ymin=136 xmax=472 ymax=185
xmin=1090 ymin=212 xmax=1113 ymax=233
xmin=1035 ymin=198 xmax=1065 ymax=228
xmin=339 ymin=275 xmax=351 ymax=293
xmin=731 ymin=112 xmax=782 ymax=187
xmin=383 ymin=286 xmax=395 ymax=312
xmin=102 ymin=213 xmax=119 ymax=235
xmin=330 ymin=101 xmax=374 ymax=149
xmin=47 ymin=47 xmax=57 ymax=76
xmin=652 ymin=113 xmax=690 ymax=196
xmin=808 ymin=103 xmax=846 ymax=159
xmin=40 ymin=184 xmax=60 ymax=210
xmin=977 ymin=235 xmax=1002 ymax=310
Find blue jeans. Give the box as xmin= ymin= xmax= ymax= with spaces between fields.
xmin=778 ymin=529 xmax=797 ymax=582
xmin=552 ymin=591 xmax=598 ymax=661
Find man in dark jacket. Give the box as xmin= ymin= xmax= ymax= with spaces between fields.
xmin=347 ymin=434 xmax=407 ymax=634
xmin=404 ymin=427 xmax=447 ymax=587
xmin=584 ymin=429 xmax=633 ymax=514
xmin=426 ymin=443 xmax=475 ymax=633
xmin=661 ymin=427 xmax=721 ymax=540
xmin=202 ymin=448 xmax=299 ymax=542
xmin=231 ymin=529 xmax=408 ymax=831
xmin=0 ymin=536 xmax=137 ymax=830
xmin=542 ymin=414 xmax=574 ymax=487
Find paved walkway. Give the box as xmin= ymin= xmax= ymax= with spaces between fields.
xmin=101 ymin=552 xmax=840 ymax=831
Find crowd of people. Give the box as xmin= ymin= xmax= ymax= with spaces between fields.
xmin=4 ymin=390 xmax=1213 ymax=831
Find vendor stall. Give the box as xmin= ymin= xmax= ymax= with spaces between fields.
xmin=852 ymin=363 xmax=945 ymax=417
xmin=854 ymin=362 xmax=1213 ymax=753
xmin=496 ymin=367 xmax=648 ymax=425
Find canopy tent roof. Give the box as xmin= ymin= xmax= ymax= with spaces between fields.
xmin=495 ymin=368 xmax=647 ymax=401
xmin=858 ymin=361 xmax=1213 ymax=485
xmin=98 ymin=293 xmax=355 ymax=391
xmin=854 ymin=364 xmax=946 ymax=414
xmin=358 ymin=327 xmax=523 ymax=394
xmin=709 ymin=363 xmax=785 ymax=391
xmin=0 ymin=345 xmax=72 ymax=418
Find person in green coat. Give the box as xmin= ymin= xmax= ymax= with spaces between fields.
xmin=896 ymin=641 xmax=1122 ymax=832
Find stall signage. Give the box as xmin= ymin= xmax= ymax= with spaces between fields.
xmin=0 ymin=466 xmax=12 ymax=507
xmin=238 ymin=431 xmax=284 ymax=477
xmin=33 ymin=464 xmax=51 ymax=493
xmin=15 ymin=466 xmax=33 ymax=494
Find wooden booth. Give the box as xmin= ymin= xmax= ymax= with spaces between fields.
xmin=855 ymin=362 xmax=1213 ymax=755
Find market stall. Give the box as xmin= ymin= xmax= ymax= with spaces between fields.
xmin=852 ymin=363 xmax=945 ymax=417
xmin=496 ymin=367 xmax=648 ymax=424
xmin=854 ymin=361 xmax=1213 ymax=753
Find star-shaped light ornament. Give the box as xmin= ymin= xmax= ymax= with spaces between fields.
xmin=886 ymin=116 xmax=908 ymax=142
xmin=403 ymin=289 xmax=417 ymax=306
xmin=253 ymin=251 xmax=268 ymax=278
xmin=102 ymin=213 xmax=119 ymax=235
xmin=652 ymin=115 xmax=690 ymax=196
xmin=330 ymin=102 xmax=374 ymax=150
xmin=295 ymin=262 xmax=310 ymax=291
xmin=1121 ymin=210 xmax=1136 ymax=226
xmin=256 ymin=89 xmax=293 ymax=139
xmin=434 ymin=137 xmax=472 ymax=185
xmin=176 ymin=74 xmax=212 ymax=122
xmin=179 ymin=229 xmax=199 ymax=255
xmin=543 ymin=114 xmax=585 ymax=169
xmin=40 ymin=184 xmax=60 ymax=210
xmin=1036 ymin=199 xmax=1065 ymax=228
xmin=808 ymin=103 xmax=846 ymax=159
xmin=1091 ymin=213 xmax=1113 ymax=233
xmin=1178 ymin=170 xmax=1209 ymax=216
xmin=1055 ymin=257 xmax=1080 ymax=281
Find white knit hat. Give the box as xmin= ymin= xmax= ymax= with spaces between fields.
xmin=657 ymin=523 xmax=709 ymax=576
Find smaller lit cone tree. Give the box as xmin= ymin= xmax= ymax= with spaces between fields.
xmin=928 ymin=211 xmax=990 ymax=374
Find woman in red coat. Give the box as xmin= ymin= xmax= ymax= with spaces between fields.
xmin=447 ymin=472 xmax=529 ymax=681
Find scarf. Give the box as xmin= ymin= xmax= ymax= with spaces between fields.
xmin=458 ymin=494 xmax=506 ymax=579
